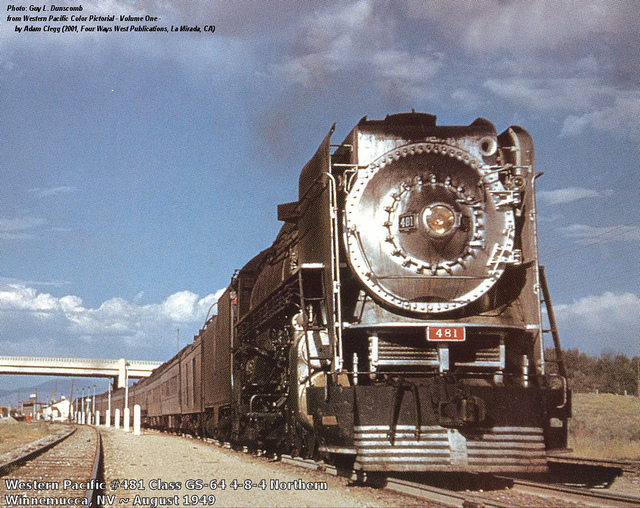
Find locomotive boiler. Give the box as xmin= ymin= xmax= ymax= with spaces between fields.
xmin=95 ymin=112 xmax=570 ymax=474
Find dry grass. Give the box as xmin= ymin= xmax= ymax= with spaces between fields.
xmin=569 ymin=393 xmax=640 ymax=459
xmin=0 ymin=420 xmax=52 ymax=455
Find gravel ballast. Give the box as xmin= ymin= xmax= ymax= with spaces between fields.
xmin=101 ymin=428 xmax=428 ymax=507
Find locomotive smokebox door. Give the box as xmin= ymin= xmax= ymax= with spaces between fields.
xmin=343 ymin=115 xmax=522 ymax=316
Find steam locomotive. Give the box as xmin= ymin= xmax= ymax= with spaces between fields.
xmin=95 ymin=112 xmax=570 ymax=473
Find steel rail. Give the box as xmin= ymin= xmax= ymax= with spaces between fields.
xmin=384 ymin=477 xmax=517 ymax=508
xmin=548 ymin=455 xmax=640 ymax=473
xmin=0 ymin=426 xmax=76 ymax=476
xmin=280 ymin=455 xmax=517 ymax=508
xmin=177 ymin=437 xmax=640 ymax=508
xmin=504 ymin=476 xmax=640 ymax=508
xmin=84 ymin=428 xmax=104 ymax=507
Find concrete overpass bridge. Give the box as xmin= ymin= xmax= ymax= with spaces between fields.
xmin=0 ymin=356 xmax=163 ymax=388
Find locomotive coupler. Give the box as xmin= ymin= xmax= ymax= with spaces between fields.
xmin=435 ymin=383 xmax=487 ymax=427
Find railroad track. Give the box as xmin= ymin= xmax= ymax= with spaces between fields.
xmin=503 ymin=475 xmax=640 ymax=508
xmin=0 ymin=425 xmax=104 ymax=507
xmin=279 ymin=455 xmax=515 ymax=507
xmin=549 ymin=454 xmax=640 ymax=473
xmin=149 ymin=432 xmax=640 ymax=507
xmin=279 ymin=454 xmax=640 ymax=508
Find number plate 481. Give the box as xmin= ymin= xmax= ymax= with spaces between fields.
xmin=427 ymin=326 xmax=466 ymax=342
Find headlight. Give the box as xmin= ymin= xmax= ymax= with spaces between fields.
xmin=423 ymin=203 xmax=457 ymax=237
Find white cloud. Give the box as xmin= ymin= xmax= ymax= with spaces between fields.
xmin=483 ymin=77 xmax=617 ymax=113
xmin=0 ymin=284 xmax=224 ymax=357
xmin=556 ymin=292 xmax=640 ymax=325
xmin=0 ymin=285 xmax=58 ymax=313
xmin=0 ymin=277 xmax=72 ymax=289
xmin=0 ymin=217 xmax=46 ymax=233
xmin=482 ymin=78 xmax=639 ymax=138
xmin=270 ymin=0 xmax=442 ymax=100
xmin=401 ymin=0 xmax=638 ymax=135
xmin=0 ymin=217 xmax=48 ymax=241
xmin=464 ymin=1 xmax=627 ymax=52
xmin=161 ymin=291 xmax=200 ymax=322
xmin=450 ymin=89 xmax=484 ymax=109
xmin=29 ymin=186 xmax=78 ymax=198
xmin=369 ymin=49 xmax=443 ymax=100
xmin=3 ymin=0 xmax=634 ymax=120
xmin=160 ymin=290 xmax=220 ymax=322
xmin=561 ymin=91 xmax=640 ymax=137
xmin=405 ymin=0 xmax=637 ymax=55
xmin=555 ymin=292 xmax=640 ymax=354
xmin=538 ymin=187 xmax=614 ymax=206
xmin=0 ymin=216 xmax=55 ymax=241
xmin=272 ymin=0 xmax=381 ymax=86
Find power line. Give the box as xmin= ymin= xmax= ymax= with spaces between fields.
xmin=546 ymin=271 xmax=639 ymax=295
xmin=543 ymin=218 xmax=640 ymax=262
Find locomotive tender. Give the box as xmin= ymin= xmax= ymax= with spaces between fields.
xmin=96 ymin=112 xmax=570 ymax=473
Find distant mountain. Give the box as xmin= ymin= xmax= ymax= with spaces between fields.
xmin=0 ymin=377 xmax=105 ymax=405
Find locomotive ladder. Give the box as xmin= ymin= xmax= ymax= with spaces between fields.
xmin=539 ymin=265 xmax=567 ymax=378
xmin=326 ymin=172 xmax=343 ymax=371
xmin=539 ymin=265 xmax=571 ymax=451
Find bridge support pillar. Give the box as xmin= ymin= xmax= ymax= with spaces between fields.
xmin=124 ymin=407 xmax=130 ymax=432
xmin=96 ymin=410 xmax=100 ymax=426
xmin=115 ymin=408 xmax=121 ymax=429
xmin=117 ymin=358 xmax=129 ymax=389
xmin=105 ymin=409 xmax=111 ymax=428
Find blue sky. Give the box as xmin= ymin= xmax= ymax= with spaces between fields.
xmin=1 ymin=0 xmax=638 ymax=398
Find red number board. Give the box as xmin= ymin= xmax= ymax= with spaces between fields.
xmin=426 ymin=326 xmax=466 ymax=342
